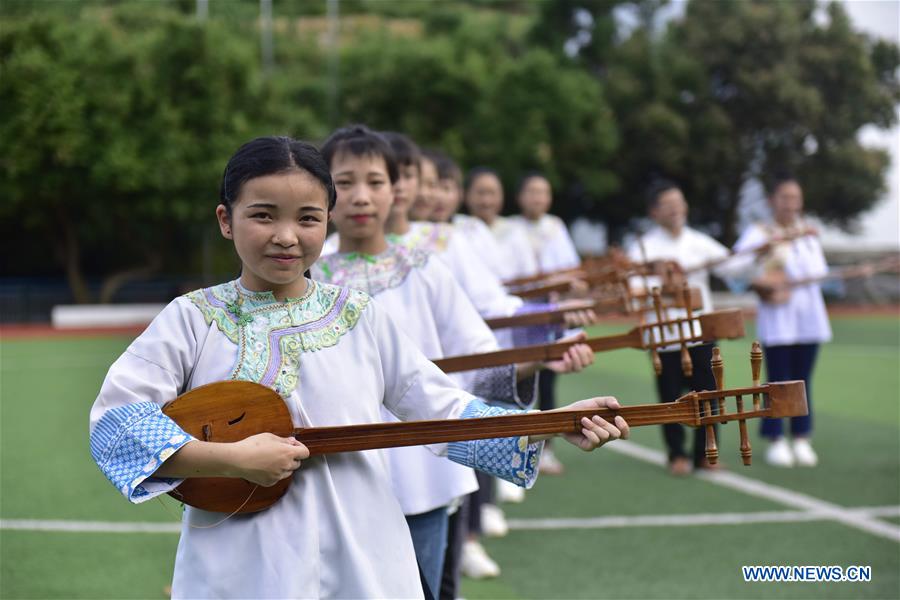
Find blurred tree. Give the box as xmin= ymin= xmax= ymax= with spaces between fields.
xmin=663 ymin=0 xmax=899 ymax=241
xmin=336 ymin=9 xmax=619 ymax=219
xmin=532 ymin=0 xmax=899 ymax=242
xmin=0 ymin=7 xmax=282 ymax=301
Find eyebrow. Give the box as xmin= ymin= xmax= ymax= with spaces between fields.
xmin=332 ymin=170 xmax=388 ymax=178
xmin=244 ymin=202 xmax=325 ymax=212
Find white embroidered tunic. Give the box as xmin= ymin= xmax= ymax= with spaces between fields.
xmin=509 ymin=214 xmax=581 ymax=273
xmin=390 ymin=222 xmax=523 ymax=320
xmin=89 ymin=279 xmax=541 ymax=599
xmin=451 ymin=214 xmax=507 ymax=280
xmin=731 ymin=223 xmax=832 ymax=346
xmin=313 ymin=246 xmax=537 ymax=516
xmin=481 ymin=215 xmax=540 ymax=282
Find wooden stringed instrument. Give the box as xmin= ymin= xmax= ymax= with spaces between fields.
xmin=484 ymin=287 xmax=704 ymax=330
xmin=752 ymin=256 xmax=900 ymax=305
xmin=437 ymin=300 xmax=745 ymax=377
xmin=161 ymin=344 xmax=806 ymax=514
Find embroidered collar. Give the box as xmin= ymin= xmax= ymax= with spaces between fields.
xmin=312 ymin=243 xmax=431 ymax=297
xmin=184 ymin=279 xmax=368 ymax=397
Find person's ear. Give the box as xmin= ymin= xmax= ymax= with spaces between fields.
xmin=216 ymin=204 xmax=233 ymax=239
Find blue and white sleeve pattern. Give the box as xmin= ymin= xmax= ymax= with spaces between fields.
xmin=447 ymin=399 xmax=543 ymax=489
xmin=90 ymin=402 xmax=194 ymax=504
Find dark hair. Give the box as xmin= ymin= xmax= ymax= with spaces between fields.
xmin=464 ymin=166 xmax=501 ymax=194
xmin=766 ymin=172 xmax=800 ymax=196
xmin=644 ymin=178 xmax=681 ymax=210
xmin=220 ymin=136 xmax=336 ymax=214
xmin=321 ymin=124 xmax=399 ymax=184
xmin=427 ymin=149 xmax=462 ymax=184
xmin=381 ymin=131 xmax=421 ymax=170
xmin=515 ymin=171 xmax=550 ymax=198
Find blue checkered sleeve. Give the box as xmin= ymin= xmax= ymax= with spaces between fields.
xmin=90 ymin=402 xmax=194 ymax=504
xmin=446 ymin=399 xmax=544 ymax=489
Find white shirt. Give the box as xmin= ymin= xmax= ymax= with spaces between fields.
xmin=393 ymin=222 xmax=524 ymax=320
xmin=732 ymin=223 xmax=832 ymax=346
xmin=626 ymin=226 xmax=730 ymax=349
xmin=313 ymin=246 xmax=507 ymax=515
xmin=510 ymin=214 xmax=581 ymax=272
xmin=482 ymin=216 xmax=540 ymax=282
xmin=451 ymin=214 xmax=507 ymax=279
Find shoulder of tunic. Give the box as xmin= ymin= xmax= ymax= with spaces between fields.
xmin=312 ymin=244 xmax=432 ymax=297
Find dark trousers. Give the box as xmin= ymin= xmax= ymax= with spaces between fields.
xmin=760 ymin=343 xmax=819 ymax=439
xmin=439 ymin=501 xmax=469 ymax=600
xmin=655 ymin=343 xmax=718 ymax=467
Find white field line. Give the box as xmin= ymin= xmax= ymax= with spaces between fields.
xmin=0 ymin=520 xmax=181 ymax=533
xmin=4 ymin=506 xmax=898 ymax=535
xmin=508 ymin=506 xmax=900 ymax=531
xmin=606 ymin=440 xmax=900 ymax=543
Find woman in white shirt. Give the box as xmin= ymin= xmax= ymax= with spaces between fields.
xmin=732 ymin=175 xmax=831 ymax=468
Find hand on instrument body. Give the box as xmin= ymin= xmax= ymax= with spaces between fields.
xmin=533 ymin=396 xmax=629 ymax=450
xmin=543 ymin=331 xmax=594 ymax=374
xmin=231 ymin=433 xmax=310 ymax=487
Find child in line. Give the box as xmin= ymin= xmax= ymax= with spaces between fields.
xmin=89 ymin=135 xmax=629 ymax=599
xmin=311 ymin=125 xmax=595 ymax=596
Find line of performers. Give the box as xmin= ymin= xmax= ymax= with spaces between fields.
xmin=88 ymin=125 xmax=830 ymax=599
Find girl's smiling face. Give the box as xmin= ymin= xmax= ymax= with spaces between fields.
xmin=464 ymin=172 xmax=503 ymax=225
xmin=518 ymin=176 xmax=552 ymax=220
xmin=329 ymin=151 xmax=394 ymax=248
xmin=409 ymin=157 xmax=437 ymax=222
xmin=215 ymin=170 xmax=329 ymax=299
xmin=391 ymin=162 xmax=420 ymax=218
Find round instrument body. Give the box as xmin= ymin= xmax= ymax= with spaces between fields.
xmin=162 ymin=380 xmax=296 ymax=513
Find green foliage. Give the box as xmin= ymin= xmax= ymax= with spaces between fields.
xmin=1 ymin=0 xmax=897 ymax=299
xmin=0 ymin=6 xmax=276 ymax=298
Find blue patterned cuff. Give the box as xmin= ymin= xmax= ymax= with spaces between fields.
xmin=447 ymin=399 xmax=543 ymax=489
xmin=90 ymin=402 xmax=194 ymax=504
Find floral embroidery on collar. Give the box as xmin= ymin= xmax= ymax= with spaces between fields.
xmin=184 ymin=280 xmax=368 ymax=396
xmin=389 ymin=222 xmax=453 ymax=255
xmin=311 ymin=243 xmax=431 ymax=297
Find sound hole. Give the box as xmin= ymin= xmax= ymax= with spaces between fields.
xmin=227 ymin=412 xmax=247 ymax=426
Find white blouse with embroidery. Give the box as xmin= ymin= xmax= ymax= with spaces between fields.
xmin=89 ymin=279 xmax=541 ymax=599
xmin=509 ymin=214 xmax=581 ymax=273
xmin=313 ymin=245 xmax=538 ymax=516
xmin=390 ymin=221 xmax=523 ymax=320
xmin=483 ymin=215 xmax=540 ymax=282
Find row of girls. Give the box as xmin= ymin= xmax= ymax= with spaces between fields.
xmin=88 ymin=126 xmax=623 ymax=600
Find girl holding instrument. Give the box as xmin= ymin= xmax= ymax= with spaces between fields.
xmin=731 ymin=174 xmax=830 ymax=468
xmin=311 ymin=125 xmax=595 ymax=595
xmin=89 ymin=135 xmax=628 ymax=599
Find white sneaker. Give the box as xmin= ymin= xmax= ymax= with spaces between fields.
xmin=766 ymin=438 xmax=795 ymax=467
xmin=460 ymin=540 xmax=500 ymax=579
xmin=792 ymin=438 xmax=818 ymax=467
xmin=496 ymin=478 xmax=525 ymax=504
xmin=480 ymin=503 xmax=508 ymax=537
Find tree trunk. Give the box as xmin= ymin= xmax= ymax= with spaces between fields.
xmin=720 ymin=176 xmax=745 ymax=246
xmin=98 ymin=256 xmax=162 ymax=303
xmin=54 ymin=209 xmax=93 ymax=304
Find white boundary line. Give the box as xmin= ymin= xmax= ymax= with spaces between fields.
xmin=606 ymin=440 xmax=900 ymax=543
xmin=0 ymin=520 xmax=181 ymax=533
xmin=3 ymin=507 xmax=898 ymax=535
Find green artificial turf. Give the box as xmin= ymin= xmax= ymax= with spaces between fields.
xmin=1 ymin=315 xmax=897 ymax=599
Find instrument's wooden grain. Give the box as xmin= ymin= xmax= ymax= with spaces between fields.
xmin=161 ymin=377 xmax=807 ymax=514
